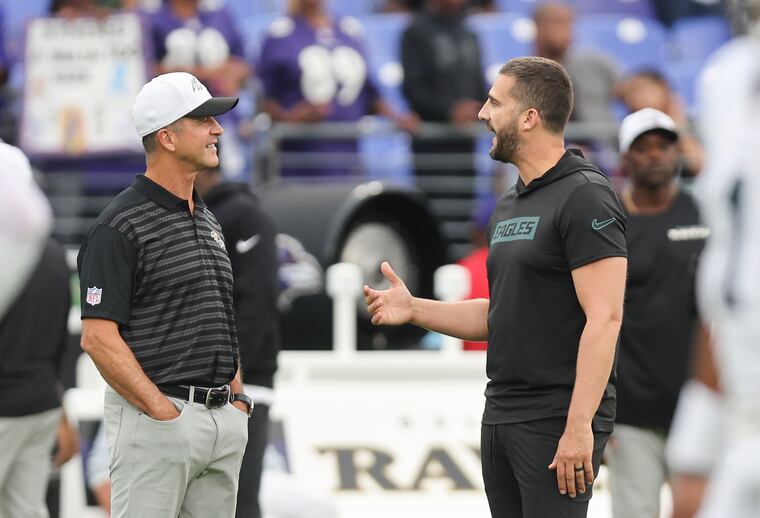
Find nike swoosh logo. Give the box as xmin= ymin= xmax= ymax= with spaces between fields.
xmin=592 ymin=218 xmax=616 ymax=231
xmin=236 ymin=235 xmax=260 ymax=254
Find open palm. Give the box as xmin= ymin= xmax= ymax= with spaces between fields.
xmin=364 ymin=262 xmax=414 ymax=326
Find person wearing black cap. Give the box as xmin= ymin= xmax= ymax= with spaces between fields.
xmin=77 ymin=71 xmax=252 ymax=518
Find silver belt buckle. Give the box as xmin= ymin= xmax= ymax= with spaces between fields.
xmin=204 ymin=384 xmax=230 ymax=408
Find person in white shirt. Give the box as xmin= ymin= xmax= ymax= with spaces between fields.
xmin=667 ymin=2 xmax=760 ymax=517
xmin=0 ymin=142 xmax=52 ymax=318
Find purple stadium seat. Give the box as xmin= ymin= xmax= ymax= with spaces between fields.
xmin=495 ymin=0 xmax=655 ymax=17
xmin=357 ymin=14 xmax=415 ymax=182
xmin=495 ymin=0 xmax=542 ymax=15
xmin=1 ymin=0 xmax=49 ymax=61
xmin=239 ymin=14 xmax=280 ymax=62
xmin=360 ymin=13 xmax=411 ymax=114
xmin=330 ymin=0 xmax=385 ymax=17
xmin=670 ymin=15 xmax=731 ymax=62
xmin=467 ymin=13 xmax=536 ymax=82
xmin=664 ymin=60 xmax=705 ymax=114
xmin=574 ymin=14 xmax=667 ymax=72
xmin=574 ymin=0 xmax=655 ymax=18
xmin=224 ymin=0 xmax=286 ymax=18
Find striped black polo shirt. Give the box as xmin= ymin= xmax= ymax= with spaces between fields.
xmin=77 ymin=174 xmax=238 ymax=386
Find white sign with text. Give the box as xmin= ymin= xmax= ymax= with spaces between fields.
xmin=21 ymin=14 xmax=147 ymax=155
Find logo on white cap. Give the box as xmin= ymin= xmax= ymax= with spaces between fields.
xmin=191 ymin=76 xmax=204 ymax=93
xmin=132 ymin=72 xmax=237 ymax=138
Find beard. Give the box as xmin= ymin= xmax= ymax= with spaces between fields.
xmin=489 ymin=116 xmax=520 ymax=164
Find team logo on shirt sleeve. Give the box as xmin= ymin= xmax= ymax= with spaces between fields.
xmin=491 ymin=217 xmax=540 ymax=244
xmin=86 ymin=286 xmax=102 ymax=306
xmin=210 ymin=230 xmax=226 ymax=249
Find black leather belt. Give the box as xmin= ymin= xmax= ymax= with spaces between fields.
xmin=160 ymin=384 xmax=231 ymax=409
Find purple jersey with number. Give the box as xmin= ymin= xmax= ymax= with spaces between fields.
xmin=258 ymin=15 xmax=380 ymax=177
xmin=142 ymin=3 xmax=245 ymax=71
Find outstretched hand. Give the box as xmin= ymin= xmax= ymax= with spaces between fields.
xmin=364 ymin=262 xmax=413 ymax=326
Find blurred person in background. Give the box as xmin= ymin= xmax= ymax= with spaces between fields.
xmin=666 ymin=1 xmax=760 ymax=516
xmin=385 ymin=0 xmax=496 ymax=12
xmin=141 ymin=0 xmax=252 ymax=177
xmin=617 ymin=69 xmax=704 ymax=176
xmin=48 ymin=0 xmax=116 ymax=18
xmin=533 ymin=2 xmax=619 ymax=128
xmin=0 ymin=142 xmax=52 ymax=318
xmin=605 ymin=108 xmax=707 ymax=518
xmin=0 ymin=234 xmax=77 ymax=518
xmin=666 ymin=326 xmax=722 ymax=518
xmin=532 ymin=1 xmax=620 ymax=173
xmin=142 ymin=0 xmax=250 ymax=99
xmin=650 ymin=0 xmax=726 ymax=26
xmin=401 ymin=0 xmax=486 ymax=201
xmin=195 ymin=167 xmax=281 ymax=518
xmin=258 ymin=0 xmax=417 ymax=178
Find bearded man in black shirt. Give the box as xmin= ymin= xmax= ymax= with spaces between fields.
xmin=365 ymin=56 xmax=627 ymax=517
xmin=606 ymin=108 xmax=707 ymax=518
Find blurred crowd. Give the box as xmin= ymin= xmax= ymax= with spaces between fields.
xmin=0 ymin=0 xmax=732 ymax=262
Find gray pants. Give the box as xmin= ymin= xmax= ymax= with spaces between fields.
xmin=104 ymin=386 xmax=248 ymax=518
xmin=0 ymin=407 xmax=62 ymax=518
xmin=606 ymin=423 xmax=668 ymax=518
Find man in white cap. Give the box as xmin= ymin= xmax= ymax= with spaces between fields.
xmin=77 ymin=72 xmax=253 ymax=517
xmin=605 ymin=107 xmax=709 ymax=518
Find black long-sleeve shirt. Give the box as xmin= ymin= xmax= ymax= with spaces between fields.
xmin=401 ymin=9 xmax=486 ymax=122
xmin=0 ymin=239 xmax=71 ymax=417
xmin=204 ymin=182 xmax=280 ymax=388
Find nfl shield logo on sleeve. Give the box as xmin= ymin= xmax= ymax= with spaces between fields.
xmin=86 ymin=286 xmax=102 ymax=306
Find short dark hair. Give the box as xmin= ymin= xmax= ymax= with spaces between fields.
xmin=142 ymin=130 xmax=159 ymax=154
xmin=141 ymin=120 xmax=182 ymax=155
xmin=498 ymin=56 xmax=573 ymax=134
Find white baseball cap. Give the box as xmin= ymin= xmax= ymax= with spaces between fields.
xmin=132 ymin=72 xmax=239 ymax=137
xmin=618 ymin=107 xmax=678 ymax=153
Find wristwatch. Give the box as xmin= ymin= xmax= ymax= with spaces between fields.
xmin=230 ymin=392 xmax=253 ymax=417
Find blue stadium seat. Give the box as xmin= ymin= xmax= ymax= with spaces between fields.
xmin=496 ymin=0 xmax=655 ymax=17
xmin=664 ymin=60 xmax=704 ymax=114
xmin=574 ymin=0 xmax=655 ymax=18
xmin=238 ymin=14 xmax=280 ymax=63
xmin=224 ymin=0 xmax=286 ymax=18
xmin=330 ymin=0 xmax=384 ymax=17
xmin=670 ymin=15 xmax=731 ymax=62
xmin=574 ymin=14 xmax=667 ymax=72
xmin=358 ymin=14 xmax=414 ymax=183
xmin=1 ymin=0 xmax=48 ymax=28
xmin=494 ymin=0 xmax=541 ymax=15
xmin=1 ymin=0 xmax=48 ymax=61
xmin=467 ymin=13 xmax=536 ymax=82
xmin=360 ymin=128 xmax=414 ymax=185
xmin=360 ymin=13 xmax=411 ymax=114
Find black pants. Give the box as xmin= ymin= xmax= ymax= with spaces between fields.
xmin=481 ymin=418 xmax=610 ymax=518
xmin=235 ymin=403 xmax=270 ymax=518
